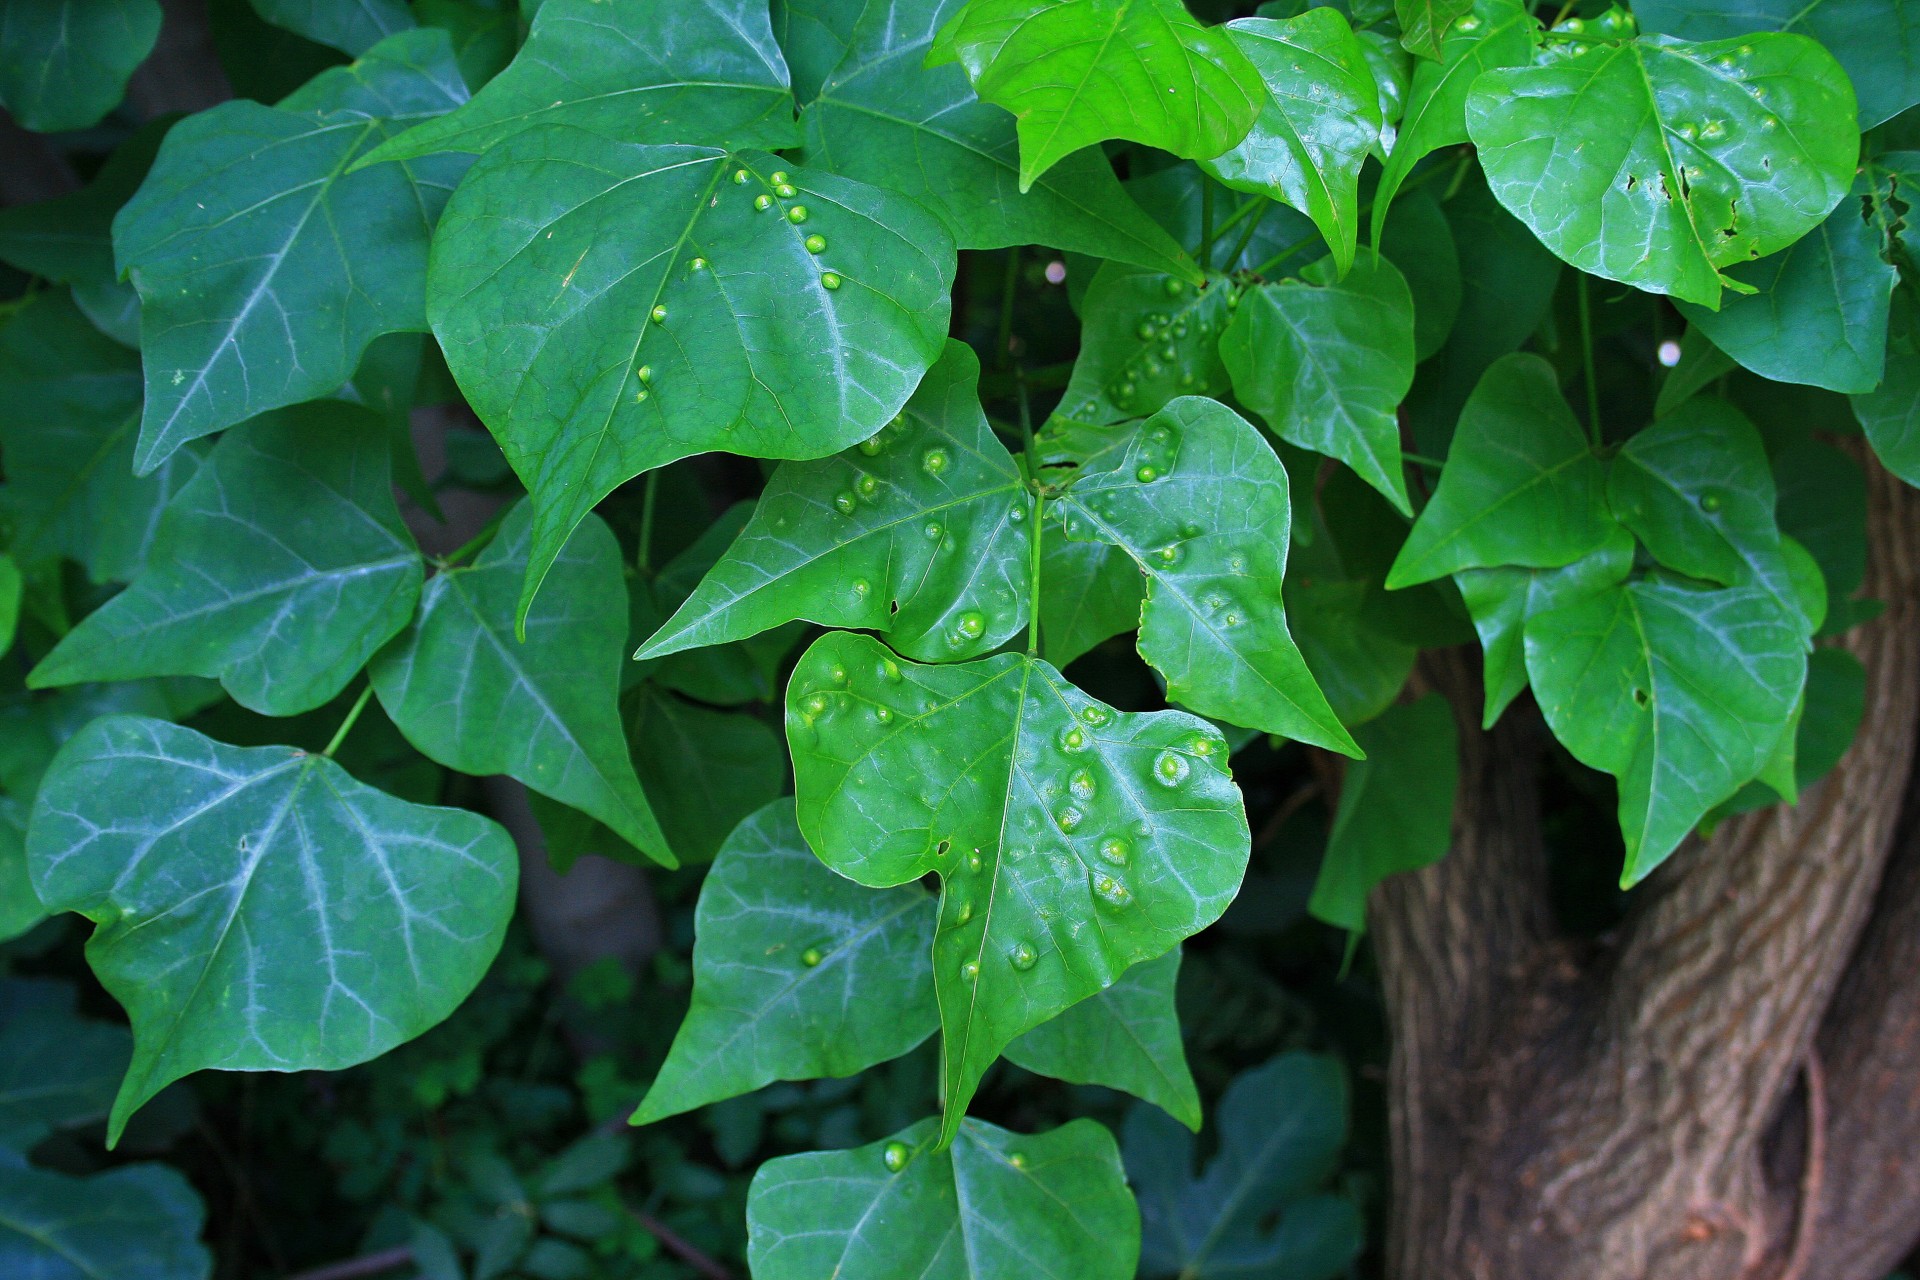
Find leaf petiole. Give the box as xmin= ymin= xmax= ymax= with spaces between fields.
xmin=322 ymin=684 xmax=375 ymax=759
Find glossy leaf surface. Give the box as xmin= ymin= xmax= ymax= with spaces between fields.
xmin=930 ymin=0 xmax=1265 ymax=189
xmin=787 ymin=632 xmax=1249 ymax=1144
xmin=1201 ymin=12 xmax=1381 ymax=275
xmin=115 ymin=29 xmax=471 ymax=472
xmin=1466 ymin=32 xmax=1859 ymax=307
xmin=28 ymin=716 xmax=517 ymax=1140
xmin=637 ymin=342 xmax=1027 ymax=665
xmin=1223 ymin=254 xmax=1417 ymax=514
xmin=1055 ymin=266 xmax=1235 ymax=425
xmin=794 ymin=0 xmax=1196 ymax=276
xmin=427 ymin=133 xmax=953 ymax=618
xmin=31 ymin=404 xmax=422 ymax=717
xmin=362 ymin=0 xmax=800 ymax=163
xmin=632 ymin=800 xmax=935 ymax=1126
xmin=1525 ymin=576 xmax=1805 ymax=882
xmin=1054 ymin=398 xmax=1358 ymax=753
xmin=749 ymin=1116 xmax=1139 ymax=1280
xmin=371 ymin=504 xmax=673 ymax=866
xmin=1004 ymin=948 xmax=1200 ymax=1130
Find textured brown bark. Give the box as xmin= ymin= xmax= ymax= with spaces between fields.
xmin=1373 ymin=451 xmax=1920 ymax=1280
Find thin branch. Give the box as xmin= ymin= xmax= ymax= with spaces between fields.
xmin=624 ymin=1203 xmax=735 ymax=1280
xmin=283 ymin=1245 xmax=413 ymax=1280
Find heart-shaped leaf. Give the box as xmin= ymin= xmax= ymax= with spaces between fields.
xmin=1223 ymin=253 xmax=1417 ymax=514
xmin=929 ymin=0 xmax=1265 ymax=190
xmin=28 ymin=715 xmax=518 ymax=1141
xmin=1635 ymin=0 xmax=1920 ymax=127
xmin=31 ymin=403 xmax=423 ymax=717
xmin=371 ymin=503 xmax=673 ymax=866
xmin=749 ymin=1116 xmax=1139 ymax=1280
xmin=1525 ymin=575 xmax=1806 ymax=883
xmin=1389 ymin=354 xmax=1615 ymax=587
xmin=361 ymin=0 xmax=800 ymax=164
xmin=793 ymin=0 xmax=1196 ymax=277
xmin=636 ymin=341 xmax=1028 ymax=665
xmin=631 ymin=799 xmax=936 ymax=1126
xmin=113 ymin=29 xmax=471 ymax=472
xmin=0 ymin=0 xmax=160 ymax=132
xmin=426 ymin=131 xmax=954 ymax=621
xmin=1465 ymin=32 xmax=1858 ymax=307
xmin=787 ymin=632 xmax=1249 ymax=1144
xmin=1053 ymin=399 xmax=1358 ymax=753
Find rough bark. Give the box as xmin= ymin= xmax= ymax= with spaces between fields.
xmin=1373 ymin=451 xmax=1920 ymax=1280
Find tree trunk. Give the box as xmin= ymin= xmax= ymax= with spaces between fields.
xmin=1372 ymin=449 xmax=1920 ymax=1280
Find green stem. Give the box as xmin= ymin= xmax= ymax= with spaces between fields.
xmin=322 ymin=685 xmax=375 ymax=759
xmin=637 ymin=470 xmax=660 ymax=575
xmin=1223 ymin=199 xmax=1270 ymax=272
xmin=1402 ymin=451 xmax=1446 ymax=470
xmin=1199 ymin=182 xmax=1215 ymax=272
xmin=438 ymin=507 xmax=509 ymax=570
xmin=1018 ymin=375 xmax=1043 ymax=660
xmin=1577 ymin=272 xmax=1603 ymax=447
xmin=994 ymin=248 xmax=1020 ymax=371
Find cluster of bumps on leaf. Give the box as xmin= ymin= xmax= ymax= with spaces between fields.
xmin=0 ymin=0 xmax=1915 ymax=1272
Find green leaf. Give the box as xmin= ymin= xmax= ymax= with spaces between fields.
xmin=1379 ymin=187 xmax=1461 ymax=363
xmin=0 ymin=1152 xmax=210 ymax=1280
xmin=1005 ymin=948 xmax=1201 ymax=1131
xmin=0 ymin=120 xmax=170 ymax=287
xmin=793 ymin=0 xmax=1197 ymax=278
xmin=1308 ymin=693 xmax=1458 ymax=934
xmin=426 ymin=133 xmax=954 ymax=621
xmin=1654 ymin=325 xmax=1738 ymax=418
xmin=1774 ymin=438 xmax=1867 ymax=606
xmin=0 ymin=978 xmax=131 ymax=1147
xmin=1223 ymin=253 xmax=1417 ymax=514
xmin=1053 ymin=398 xmax=1358 ymax=754
xmin=1200 ymin=12 xmax=1381 ymax=275
xmin=1356 ymin=28 xmax=1411 ymax=146
xmin=1054 ymin=266 xmax=1235 ymax=425
xmin=787 ymin=631 xmax=1250 ymax=1143
xmin=0 ymin=557 xmax=18 ymax=660
xmin=1127 ymin=1052 xmax=1360 ymax=1280
xmin=250 ymin=0 xmax=413 ymax=55
xmin=636 ymin=342 xmax=1027 ymax=665
xmin=1369 ymin=0 xmax=1535 ymax=247
xmin=1714 ymin=646 xmax=1866 ymax=817
xmin=1289 ymin=578 xmax=1417 ymax=726
xmin=1678 ymin=176 xmax=1897 ymax=393
xmin=0 ymin=0 xmax=160 ymax=132
xmin=1635 ymin=0 xmax=1920 ymax=127
xmin=1525 ymin=575 xmax=1806 ymax=883
xmin=31 ymin=403 xmax=423 ymax=717
xmin=1390 ymin=354 xmax=1614 ymax=587
xmin=1852 ymin=292 xmax=1920 ymax=486
xmin=1038 ymin=528 xmax=1143 ymax=669
xmin=929 ymin=0 xmax=1266 ymax=190
xmin=114 ymin=29 xmax=472 ymax=472
xmin=0 ymin=292 xmax=203 ymax=584
xmin=360 ymin=0 xmax=800 ymax=164
xmin=28 ymin=715 xmax=518 ymax=1141
xmin=0 ymin=801 xmax=42 ymax=943
xmin=748 ymin=1116 xmax=1139 ymax=1280
xmin=1608 ymin=396 xmax=1811 ymax=632
xmin=1456 ymin=526 xmax=1637 ymax=727
xmin=631 ymin=799 xmax=936 ymax=1125
xmin=628 ymin=687 xmax=785 ymax=864
xmin=1465 ymin=33 xmax=1860 ymax=308
xmin=372 ymin=503 xmax=674 ymax=865
xmin=1397 ymin=0 xmax=1474 ymax=61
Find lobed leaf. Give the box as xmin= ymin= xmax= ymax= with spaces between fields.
xmin=114 ymin=28 xmax=472 ymax=472
xmin=1053 ymin=398 xmax=1358 ymax=754
xmin=426 ymin=133 xmax=954 ymax=622
xmin=28 ymin=716 xmax=518 ymax=1142
xmin=929 ymin=0 xmax=1266 ymax=190
xmin=787 ymin=632 xmax=1250 ymax=1144
xmin=636 ymin=341 xmax=1028 ymax=665
xmin=31 ymin=403 xmax=423 ymax=717
xmin=371 ymin=503 xmax=673 ymax=866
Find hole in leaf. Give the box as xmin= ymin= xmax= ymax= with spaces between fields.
xmin=1632 ymin=687 xmax=1651 ymax=709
